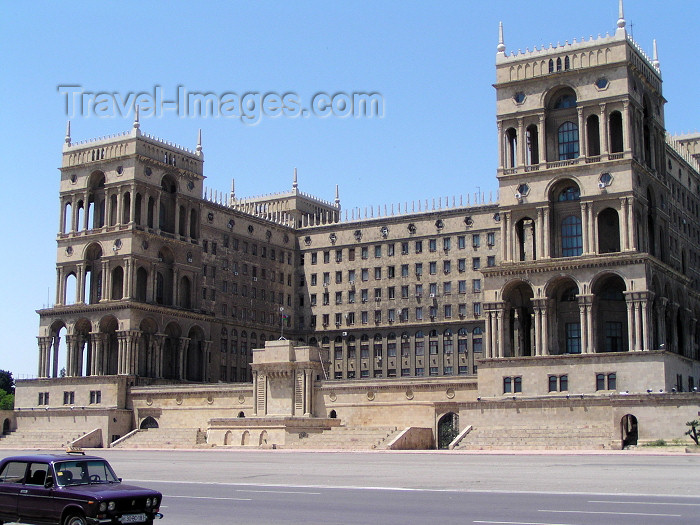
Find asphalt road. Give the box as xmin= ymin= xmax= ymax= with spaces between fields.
xmin=3 ymin=449 xmax=700 ymax=525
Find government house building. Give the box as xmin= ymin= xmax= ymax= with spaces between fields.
xmin=3 ymin=2 xmax=699 ymax=450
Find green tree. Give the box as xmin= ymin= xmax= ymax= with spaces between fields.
xmin=687 ymin=420 xmax=699 ymax=446
xmin=0 ymin=392 xmax=13 ymax=410
xmin=0 ymin=370 xmax=14 ymax=395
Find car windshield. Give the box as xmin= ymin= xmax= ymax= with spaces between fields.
xmin=54 ymin=459 xmax=120 ymax=486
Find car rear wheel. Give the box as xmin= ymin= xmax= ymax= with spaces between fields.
xmin=63 ymin=513 xmax=88 ymax=525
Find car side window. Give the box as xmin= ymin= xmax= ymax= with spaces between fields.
xmin=26 ymin=463 xmax=49 ymax=486
xmin=0 ymin=461 xmax=28 ymax=483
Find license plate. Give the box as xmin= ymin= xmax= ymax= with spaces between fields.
xmin=120 ymin=514 xmax=147 ymax=523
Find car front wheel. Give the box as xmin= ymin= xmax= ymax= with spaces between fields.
xmin=63 ymin=513 xmax=88 ymax=525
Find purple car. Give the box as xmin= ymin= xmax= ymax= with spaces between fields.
xmin=0 ymin=453 xmax=163 ymax=525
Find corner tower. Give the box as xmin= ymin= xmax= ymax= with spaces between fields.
xmin=483 ymin=4 xmax=698 ymax=365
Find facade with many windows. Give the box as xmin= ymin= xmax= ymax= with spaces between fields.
xmin=7 ymin=3 xmax=700 ymax=450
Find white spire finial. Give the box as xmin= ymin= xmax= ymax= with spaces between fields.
xmin=652 ymin=39 xmax=660 ymax=69
xmin=230 ymin=178 xmax=236 ymax=203
xmin=335 ymin=184 xmax=340 ymax=206
xmin=196 ymin=129 xmax=202 ymax=153
xmin=617 ymin=0 xmax=626 ymax=30
xmin=65 ymin=121 xmax=71 ymax=144
xmin=497 ymin=21 xmax=506 ymax=53
xmin=292 ymin=167 xmax=298 ymax=191
xmin=133 ymin=105 xmax=140 ymax=129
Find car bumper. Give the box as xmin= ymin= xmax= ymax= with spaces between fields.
xmin=88 ymin=512 xmax=163 ymax=524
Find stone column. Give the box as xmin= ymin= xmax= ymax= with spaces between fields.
xmin=101 ymin=261 xmax=109 ymax=302
xmin=484 ymin=311 xmax=493 ymax=358
xmin=536 ymin=208 xmax=544 ymax=260
xmin=56 ymin=267 xmax=64 ymax=306
xmin=115 ymin=189 xmax=123 ymax=226
xmin=620 ymin=197 xmax=629 ymax=251
xmin=65 ymin=335 xmax=75 ymax=376
xmin=500 ymin=212 xmax=507 ymax=262
xmin=538 ymin=113 xmax=547 ymax=164
xmin=37 ymin=336 xmax=52 ymax=378
xmin=517 ymin=117 xmax=525 ymax=167
xmin=203 ymin=340 xmax=212 ymax=382
xmin=77 ymin=264 xmax=86 ymax=303
xmin=497 ymin=120 xmax=504 ymax=170
xmin=599 ymin=103 xmax=609 ymax=155
xmin=305 ymin=369 xmax=313 ymax=416
xmin=541 ymin=300 xmax=549 ymax=356
xmin=543 ymin=207 xmax=550 ymax=258
xmin=252 ymin=371 xmax=259 ymax=416
xmin=580 ymin=202 xmax=590 ymax=254
xmin=578 ymin=298 xmax=588 ymax=354
xmin=577 ymin=107 xmax=586 ymax=158
xmin=533 ymin=305 xmax=541 ymax=357
xmin=588 ymin=203 xmax=596 ymax=255
xmin=625 ymin=294 xmax=636 ymax=352
xmin=627 ymin=201 xmax=636 ymax=251
xmin=496 ymin=307 xmax=505 ymax=358
xmin=178 ymin=337 xmax=191 ymax=380
xmin=622 ymin=101 xmax=631 ymax=154
xmin=634 ymin=301 xmax=643 ymax=352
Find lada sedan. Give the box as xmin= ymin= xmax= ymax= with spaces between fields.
xmin=0 ymin=453 xmax=163 ymax=525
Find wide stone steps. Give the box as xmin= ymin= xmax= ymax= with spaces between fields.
xmin=0 ymin=430 xmax=86 ymax=449
xmin=111 ymin=428 xmax=205 ymax=448
xmin=454 ymin=425 xmax=617 ymax=450
xmin=287 ymin=426 xmax=400 ymax=450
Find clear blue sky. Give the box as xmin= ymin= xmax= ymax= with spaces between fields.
xmin=0 ymin=1 xmax=698 ymax=378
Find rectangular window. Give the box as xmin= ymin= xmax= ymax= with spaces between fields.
xmin=415 ymin=240 xmax=423 ymax=254
xmin=604 ymin=322 xmax=623 ymax=352
xmin=472 ymin=279 xmax=481 ymax=293
xmin=310 ymin=294 xmax=317 ymax=306
xmin=401 ymin=264 xmax=409 ymax=277
xmin=374 ymin=287 xmax=382 ymax=300
xmin=362 ymin=269 xmax=369 ymax=281
xmin=361 ymin=289 xmax=368 ymax=302
xmin=310 ymin=274 xmax=317 ymax=286
xmin=458 ymin=280 xmax=467 ymax=294
xmin=429 ymin=262 xmax=437 ymax=275
xmin=387 ymin=266 xmax=395 ymax=279
xmin=401 ymin=285 xmax=409 ymax=299
xmin=388 ymin=309 xmax=396 ymax=322
xmin=335 ymin=291 xmax=343 ymax=305
xmin=400 ymin=308 xmax=409 ymax=322
xmin=348 ymin=248 xmax=355 ymax=261
xmin=443 ymin=260 xmax=451 ymax=274
xmin=444 ymin=304 xmax=452 ymax=318
xmin=415 ymin=263 xmax=423 ymax=276
xmin=63 ymin=391 xmax=75 ymax=405
xmin=415 ymin=284 xmax=423 ymax=297
xmin=388 ymin=287 xmax=395 ymax=299
xmin=323 ymin=251 xmax=330 ymax=264
xmin=374 ymin=267 xmax=382 ymax=280
xmin=565 ymin=322 xmax=581 ymax=354
xmin=415 ymin=368 xmax=425 ymax=377
xmin=348 ymin=290 xmax=356 ymax=303
xmin=596 ymin=373 xmax=606 ymax=391
xmin=472 ymin=234 xmax=481 ymax=248
xmin=335 ymin=313 xmax=342 ymax=326
xmin=503 ymin=377 xmax=512 ymax=393
xmin=487 ymin=232 xmax=495 ymax=246
xmin=487 ymin=255 xmax=496 ymax=267
xmin=347 ymin=312 xmax=355 ymax=325
xmin=457 ymin=236 xmax=466 ymax=249
xmin=443 ymin=281 xmax=452 ymax=295
xmin=401 ymin=242 xmax=409 ymax=255
xmin=473 ymin=303 xmax=482 ymax=316
xmin=443 ymin=238 xmax=451 ymax=251
xmin=323 ymin=272 xmax=330 ymax=286
xmin=361 ymin=311 xmax=368 ymax=324
xmin=415 ymin=307 xmax=423 ymax=321
xmin=387 ymin=244 xmax=395 ymax=256
xmin=429 ymin=239 xmax=437 ymax=252
xmin=335 ymin=249 xmax=343 ymax=263
xmin=472 ymin=257 xmax=481 ymax=270
xmin=429 ymin=282 xmax=438 ymax=296
xmin=89 ymin=390 xmax=102 ymax=404
xmin=514 ymin=377 xmax=522 ymax=393
xmin=548 ymin=375 xmax=558 ymax=392
xmin=361 ymin=246 xmax=369 ymax=259
xmin=459 ymin=303 xmax=467 ymax=317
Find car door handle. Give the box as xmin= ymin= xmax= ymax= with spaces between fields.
xmin=20 ymin=489 xmax=28 ymax=494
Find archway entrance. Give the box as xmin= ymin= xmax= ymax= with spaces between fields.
xmin=437 ymin=412 xmax=459 ymax=449
xmin=140 ymin=416 xmax=159 ymax=430
xmin=621 ymin=414 xmax=638 ymax=448
xmin=2 ymin=419 xmax=10 ymax=435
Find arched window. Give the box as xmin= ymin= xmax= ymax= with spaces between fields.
xmin=609 ymin=111 xmax=623 ymax=153
xmin=598 ymin=208 xmax=620 ymax=253
xmin=557 ymin=186 xmax=580 ymax=201
xmin=587 ymin=114 xmax=600 ymax=156
xmin=505 ymin=128 xmax=517 ymax=168
xmin=443 ymin=329 xmax=453 ymax=354
xmin=556 ymin=57 xmax=562 ymax=71
xmin=415 ymin=330 xmax=425 ymax=356
xmin=373 ymin=333 xmax=383 ymax=358
xmin=526 ymin=124 xmax=539 ymax=165
xmin=548 ymin=59 xmax=554 ymax=73
xmin=558 ymin=121 xmax=579 ymax=160
xmin=561 ymin=216 xmax=583 ymax=257
xmin=564 ymin=56 xmax=570 ymax=70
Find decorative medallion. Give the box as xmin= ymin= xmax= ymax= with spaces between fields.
xmin=513 ymin=91 xmax=526 ymax=104
xmin=70 ymin=174 xmax=77 ymax=184
xmin=329 ymin=392 xmax=337 ymax=402
xmin=207 ymin=395 xmax=214 ymax=405
xmin=304 ymin=236 xmax=312 ymax=246
xmin=175 ymin=395 xmax=183 ymax=405
xmin=113 ymin=239 xmax=122 ymax=250
xmin=366 ymin=391 xmax=375 ymax=401
xmin=446 ymin=388 xmax=455 ymax=399
xmin=380 ymin=226 xmax=389 ymax=238
xmin=144 ymin=167 xmax=152 ymax=177
xmin=354 ymin=229 xmax=362 ymax=242
xmin=408 ymin=223 xmax=417 ymax=234
xmin=247 ymin=225 xmax=254 ymax=234
xmin=65 ymin=246 xmax=73 ymax=256
xmin=141 ymin=240 xmax=149 ymax=250
xmin=238 ymin=394 xmax=245 ymax=404
xmin=283 ymin=233 xmax=289 ymax=244
xmin=207 ymin=212 xmax=214 ymax=222
xmin=435 ymin=219 xmax=444 ymax=230
xmin=227 ymin=219 xmax=235 ymax=229
xmin=329 ymin=233 xmax=337 ymax=245
xmin=186 ymin=252 xmax=193 ymax=263
xmin=464 ymin=216 xmax=473 ymax=227
xmin=187 ymin=181 xmax=194 ymax=191
xmin=116 ymin=165 xmax=124 ymax=175
xmin=145 ymin=396 xmax=153 ymax=406
xmin=493 ymin=212 xmax=501 ymax=222
xmin=405 ymin=389 xmax=414 ymax=400
xmin=266 ymin=229 xmax=272 ymax=240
